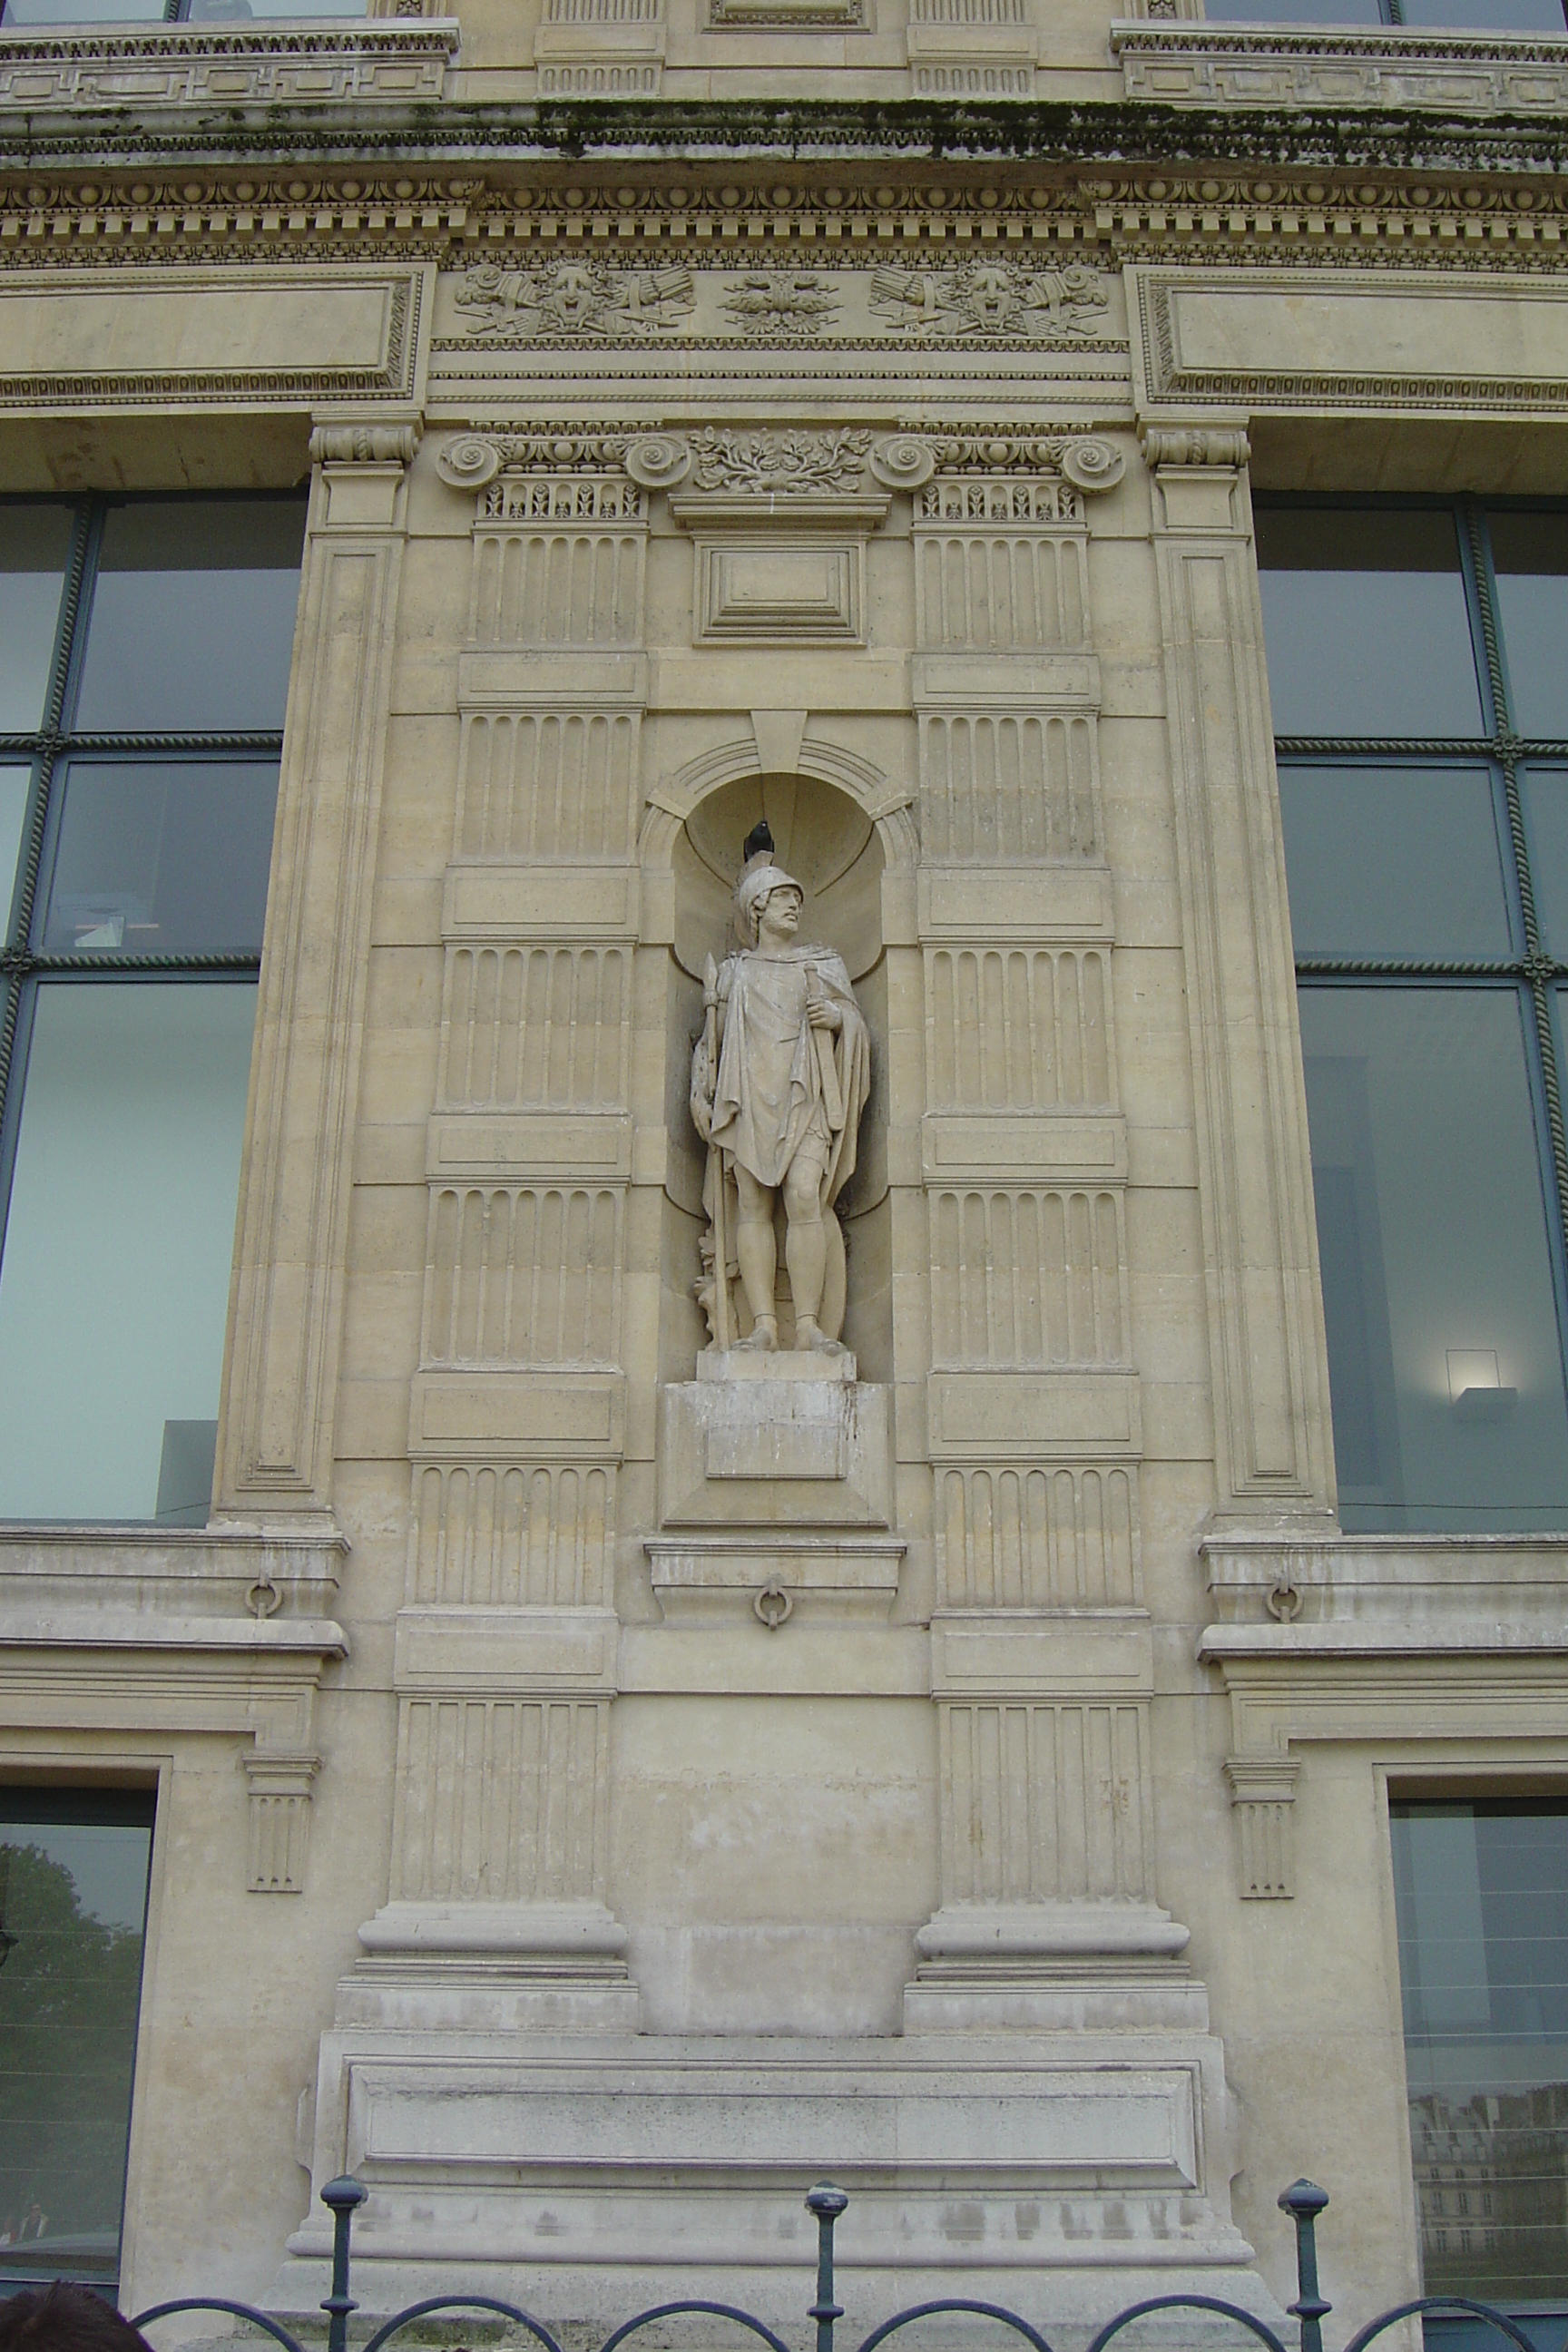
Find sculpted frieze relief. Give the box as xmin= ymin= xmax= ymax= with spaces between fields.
xmin=868 ymin=259 xmax=1111 ymax=341
xmin=720 ymin=270 xmax=841 ymax=342
xmin=687 ymin=426 xmax=872 ymax=495
xmin=453 ymin=258 xmax=696 ymax=341
xmin=439 ymin=256 xmax=1122 ymax=351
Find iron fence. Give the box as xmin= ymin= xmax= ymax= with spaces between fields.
xmin=128 ymin=2177 xmax=1542 ymax=2352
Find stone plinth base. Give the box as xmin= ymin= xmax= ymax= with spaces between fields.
xmin=658 ymin=1352 xmax=894 ymax=1531
xmin=340 ymin=1900 xmax=641 ymax=2034
xmin=281 ymin=2024 xmax=1271 ymax=2334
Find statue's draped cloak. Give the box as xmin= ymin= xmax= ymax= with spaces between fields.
xmin=693 ymin=945 xmax=870 ymax=1214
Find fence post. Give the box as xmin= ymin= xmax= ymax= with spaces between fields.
xmin=1279 ymin=2180 xmax=1332 ymax=2352
xmin=806 ymin=2181 xmax=849 ymax=2352
xmin=321 ymin=2175 xmax=368 ymax=2352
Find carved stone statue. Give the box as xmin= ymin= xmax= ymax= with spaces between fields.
xmin=691 ymin=826 xmax=871 ymax=1355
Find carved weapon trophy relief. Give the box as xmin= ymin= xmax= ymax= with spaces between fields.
xmin=446 ymin=256 xmax=1122 ymax=347
xmin=691 ymin=823 xmax=871 ymax=1362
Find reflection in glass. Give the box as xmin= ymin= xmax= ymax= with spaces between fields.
xmin=1404 ymin=0 xmax=1567 ymax=24
xmin=1279 ymin=766 xmax=1510 ymax=959
xmin=0 ymin=0 xmax=161 ymax=18
xmin=1491 ymin=514 xmax=1568 ymax=740
xmin=1391 ymin=1802 xmax=1568 ymax=2300
xmin=1256 ymin=506 xmax=1484 ymax=739
xmin=1524 ymin=770 xmax=1568 ymax=957
xmin=0 ymin=769 xmax=32 ymax=926
xmin=1300 ymin=986 xmax=1568 ymax=1530
xmin=0 ymin=983 xmax=257 ymax=1521
xmin=75 ymin=499 xmax=306 ymax=733
xmin=40 ymin=760 xmax=279 ymax=956
xmin=0 ymin=1791 xmax=153 ymax=2289
xmin=1199 ymin=0 xmax=1381 ymax=16
xmin=0 ymin=506 xmax=71 ymax=734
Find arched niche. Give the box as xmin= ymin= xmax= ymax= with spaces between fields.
xmin=655 ymin=766 xmax=894 ymax=1387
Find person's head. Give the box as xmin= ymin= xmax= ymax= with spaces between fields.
xmin=0 ymin=2284 xmax=156 ymax=2352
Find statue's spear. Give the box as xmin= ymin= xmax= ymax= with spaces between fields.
xmin=702 ymin=954 xmax=732 ymax=1352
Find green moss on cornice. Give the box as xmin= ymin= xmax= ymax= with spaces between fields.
xmin=3 ymin=95 xmax=1568 ymax=175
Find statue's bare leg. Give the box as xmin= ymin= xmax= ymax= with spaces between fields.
xmin=783 ymin=1150 xmax=836 ymax=1350
xmin=733 ymin=1165 xmax=779 ymax=1348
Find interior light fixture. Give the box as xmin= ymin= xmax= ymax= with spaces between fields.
xmin=1446 ymin=1348 xmax=1518 ymax=1424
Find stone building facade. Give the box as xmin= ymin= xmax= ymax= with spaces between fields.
xmin=2 ymin=1 xmax=1568 ymax=2338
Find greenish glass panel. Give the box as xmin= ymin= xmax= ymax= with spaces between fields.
xmin=1392 ymin=1802 xmax=1568 ymax=2301
xmin=40 ymin=758 xmax=279 ymax=956
xmin=0 ymin=506 xmax=71 ymax=733
xmin=75 ymin=498 xmax=306 ymax=733
xmin=1300 ymin=985 xmax=1568 ymax=1531
xmin=0 ymin=1793 xmax=153 ymax=2288
xmin=0 ymin=768 xmax=32 ymax=933
xmin=1257 ymin=506 xmax=1484 ymax=739
xmin=1279 ymin=765 xmax=1510 ymax=959
xmin=1491 ymin=514 xmax=1568 ymax=740
xmin=1404 ymin=0 xmax=1566 ymax=27
xmin=0 ymin=983 xmax=257 ymax=1522
xmin=1523 ymin=769 xmax=1568 ymax=957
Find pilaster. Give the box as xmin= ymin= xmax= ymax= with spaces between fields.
xmin=215 ymin=416 xmax=420 ymax=1526
xmin=1143 ymin=420 xmax=1337 ymax=1531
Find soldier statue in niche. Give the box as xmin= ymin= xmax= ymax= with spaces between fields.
xmin=691 ymin=823 xmax=871 ymax=1356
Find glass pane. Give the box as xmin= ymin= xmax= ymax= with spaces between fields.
xmin=188 ymin=0 xmax=367 ymax=15
xmin=1524 ymin=769 xmax=1568 ymax=956
xmin=1392 ymin=1802 xmax=1568 ymax=2301
xmin=0 ymin=983 xmax=257 ymax=1522
xmin=1404 ymin=0 xmax=1566 ymax=24
xmin=1491 ymin=512 xmax=1568 ymax=740
xmin=1256 ymin=506 xmax=1484 ymax=739
xmin=1300 ymin=985 xmax=1568 ymax=1531
xmin=1279 ymin=765 xmax=1510 ymax=959
xmin=40 ymin=759 xmax=279 ymax=956
xmin=0 ymin=0 xmax=162 ymax=18
xmin=0 ymin=1792 xmax=152 ymax=2288
xmin=1200 ymin=0 xmax=1381 ymax=18
xmin=0 ymin=505 xmax=71 ymax=733
xmin=0 ymin=768 xmax=32 ymax=932
xmin=74 ymin=499 xmax=306 ymax=733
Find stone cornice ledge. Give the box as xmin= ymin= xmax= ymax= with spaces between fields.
xmin=0 ymin=21 xmax=458 ymax=113
xmin=0 ymin=1523 xmax=348 ymax=1655
xmin=1199 ymin=1529 xmax=1568 ymax=1660
xmin=1112 ymin=20 xmax=1568 ymax=112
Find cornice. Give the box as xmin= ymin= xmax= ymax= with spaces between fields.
xmin=3 ymin=150 xmax=1568 ymax=278
xmin=4 ymin=96 xmax=1568 ymax=177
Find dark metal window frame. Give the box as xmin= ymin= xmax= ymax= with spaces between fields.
xmin=0 ymin=490 xmax=289 ymax=1263
xmin=1259 ymin=490 xmax=1568 ymax=1408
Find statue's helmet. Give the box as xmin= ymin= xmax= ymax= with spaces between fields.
xmin=735 ymin=860 xmax=802 ymax=946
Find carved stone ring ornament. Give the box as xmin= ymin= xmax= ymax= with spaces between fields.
xmin=868 ymin=434 xmax=936 ymax=491
xmin=1062 ymin=437 xmax=1128 ymax=492
xmin=624 ymin=434 xmax=693 ymax=490
xmin=436 ymin=433 xmax=501 ymax=488
xmin=754 ymin=1583 xmax=793 ymax=1630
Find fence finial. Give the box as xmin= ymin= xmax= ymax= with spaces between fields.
xmin=806 ymin=2181 xmax=849 ymax=2352
xmin=321 ymin=2175 xmax=368 ymax=2352
xmin=1279 ymin=2179 xmax=1331 ymax=2352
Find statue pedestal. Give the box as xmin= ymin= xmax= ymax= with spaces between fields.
xmin=653 ymin=1349 xmax=899 ymax=1621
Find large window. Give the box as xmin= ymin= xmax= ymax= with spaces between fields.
xmin=0 ymin=1790 xmax=155 ymax=2294
xmin=0 ymin=0 xmax=366 ymax=24
xmin=0 ymin=495 xmax=305 ymax=1524
xmin=1258 ymin=500 xmax=1568 ymax=1534
xmin=1392 ymin=1799 xmax=1568 ymax=2308
xmin=1202 ymin=0 xmax=1568 ymax=30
